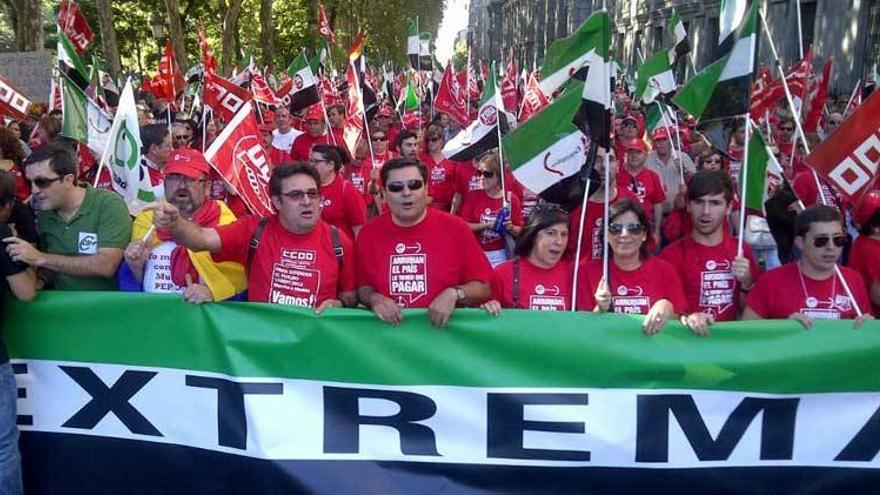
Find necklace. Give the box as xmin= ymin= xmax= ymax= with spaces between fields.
xmin=797 ymin=263 xmax=835 ymax=310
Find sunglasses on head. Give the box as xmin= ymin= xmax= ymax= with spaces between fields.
xmin=811 ymin=234 xmax=846 ymax=248
xmin=29 ymin=176 xmax=65 ymax=188
xmin=477 ymin=170 xmax=496 ymax=178
xmin=386 ymin=179 xmax=424 ymax=193
xmin=608 ymin=222 xmax=645 ymax=235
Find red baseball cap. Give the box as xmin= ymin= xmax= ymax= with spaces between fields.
xmin=624 ymin=138 xmax=648 ymax=152
xmin=403 ymin=112 xmax=421 ymax=129
xmin=164 ymin=149 xmax=211 ymax=179
xmin=855 ymin=190 xmax=880 ymax=226
xmin=305 ymin=105 xmax=324 ymax=122
xmin=652 ymin=127 xmax=670 ymax=141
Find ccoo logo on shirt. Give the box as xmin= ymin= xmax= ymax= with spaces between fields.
xmin=78 ymin=232 xmax=98 ymax=254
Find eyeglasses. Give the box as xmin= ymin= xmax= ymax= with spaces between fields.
xmin=165 ymin=174 xmax=206 ymax=187
xmin=371 ymin=136 xmax=388 ymax=142
xmin=704 ymin=157 xmax=722 ymax=163
xmin=386 ymin=179 xmax=424 ymax=192
xmin=427 ymin=136 xmax=443 ymax=142
xmin=28 ymin=176 xmax=65 ymax=189
xmin=828 ymin=120 xmax=842 ymax=126
xmin=477 ymin=170 xmax=496 ymax=178
xmin=623 ymin=122 xmax=637 ymax=128
xmin=608 ymin=222 xmax=645 ymax=235
xmin=278 ymin=189 xmax=320 ymax=201
xmin=811 ymin=234 xmax=846 ymax=248
xmin=174 ymin=134 xmax=192 ymax=141
xmin=779 ymin=127 xmax=794 ymax=132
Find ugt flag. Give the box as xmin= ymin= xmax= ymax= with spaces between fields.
xmin=102 ymin=79 xmax=152 ymax=215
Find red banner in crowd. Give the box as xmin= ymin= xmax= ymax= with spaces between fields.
xmin=155 ymin=40 xmax=185 ymax=107
xmin=518 ymin=73 xmax=549 ymax=123
xmin=317 ymin=2 xmax=337 ymax=45
xmin=0 ymin=75 xmax=32 ymax=121
xmin=58 ymin=0 xmax=93 ymax=53
xmin=805 ymin=90 xmax=880 ymax=202
xmin=205 ymin=102 xmax=274 ymax=217
xmin=204 ymin=71 xmax=253 ymax=123
xmin=804 ymin=60 xmax=833 ymax=133
xmin=434 ymin=61 xmax=469 ymax=126
xmin=250 ymin=69 xmax=278 ymax=106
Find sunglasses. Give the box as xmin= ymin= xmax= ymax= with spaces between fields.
xmin=477 ymin=170 xmax=496 ymax=178
xmin=28 ymin=176 xmax=65 ymax=189
xmin=427 ymin=136 xmax=443 ymax=142
xmin=278 ymin=189 xmax=320 ymax=201
xmin=704 ymin=157 xmax=722 ymax=163
xmin=608 ymin=222 xmax=645 ymax=235
xmin=386 ymin=179 xmax=424 ymax=192
xmin=811 ymin=234 xmax=846 ymax=248
xmin=779 ymin=127 xmax=794 ymax=132
xmin=623 ymin=121 xmax=637 ymax=128
xmin=174 ymin=134 xmax=192 ymax=140
xmin=371 ymin=136 xmax=388 ymax=142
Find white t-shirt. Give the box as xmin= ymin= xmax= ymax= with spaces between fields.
xmin=143 ymin=241 xmax=184 ymax=294
xmin=272 ymin=128 xmax=301 ymax=152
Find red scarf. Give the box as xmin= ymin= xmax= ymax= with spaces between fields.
xmin=157 ymin=200 xmax=222 ymax=288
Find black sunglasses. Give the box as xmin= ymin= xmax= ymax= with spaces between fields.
xmin=386 ymin=179 xmax=424 ymax=193
xmin=811 ymin=234 xmax=846 ymax=248
xmin=278 ymin=189 xmax=320 ymax=201
xmin=29 ymin=176 xmax=65 ymax=189
xmin=371 ymin=136 xmax=388 ymax=142
xmin=608 ymin=222 xmax=645 ymax=235
xmin=477 ymin=170 xmax=496 ymax=178
xmin=427 ymin=136 xmax=443 ymax=142
xmin=779 ymin=127 xmax=794 ymax=132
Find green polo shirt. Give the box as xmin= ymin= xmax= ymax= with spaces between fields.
xmin=37 ymin=185 xmax=132 ymax=291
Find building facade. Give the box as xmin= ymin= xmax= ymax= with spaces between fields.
xmin=468 ymin=0 xmax=880 ymax=95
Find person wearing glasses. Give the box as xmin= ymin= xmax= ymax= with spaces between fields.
xmin=150 ymin=162 xmax=357 ymax=312
xmin=4 ymin=143 xmax=131 ymax=291
xmin=310 ymin=144 xmax=367 ymax=239
xmin=576 ymin=198 xmax=686 ymax=335
xmin=775 ymin=116 xmax=796 ymax=160
xmin=171 ymin=122 xmax=193 ymax=149
xmin=697 ymin=149 xmax=727 ymax=173
xmin=291 ymin=105 xmax=328 ymax=162
xmin=659 ymin=171 xmax=759 ymax=335
xmin=481 ymin=204 xmax=572 ymax=313
xmin=821 ymin=112 xmax=844 ymax=141
xmin=617 ymin=139 xmax=665 ymax=249
xmin=140 ymin=124 xmax=173 ymax=201
xmin=360 ymin=123 xmax=396 ymax=208
xmin=743 ymin=205 xmax=872 ymax=327
xmin=121 ymin=149 xmax=246 ymax=302
xmin=419 ymin=124 xmax=459 ymax=213
xmin=356 ymin=157 xmax=492 ymax=327
xmin=460 ymin=153 xmax=523 ymax=266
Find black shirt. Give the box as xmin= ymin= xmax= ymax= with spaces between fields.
xmin=0 ymin=223 xmax=28 ymax=363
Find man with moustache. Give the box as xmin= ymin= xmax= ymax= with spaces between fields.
xmin=122 ymin=149 xmax=247 ymax=302
xmin=150 ymin=162 xmax=356 ymax=312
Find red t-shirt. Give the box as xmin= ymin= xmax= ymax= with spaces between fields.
xmin=454 ymin=162 xmax=481 ymax=197
xmin=214 ymin=217 xmax=356 ymax=307
xmin=847 ymin=235 xmax=880 ymax=316
xmin=659 ymin=235 xmax=760 ymax=321
xmin=459 ymin=190 xmax=524 ymax=252
xmin=290 ymin=134 xmax=329 ymax=161
xmin=491 ymin=257 xmax=573 ymax=310
xmin=355 ymin=209 xmax=493 ymax=308
xmin=328 ymin=127 xmax=345 ymax=148
xmin=567 ymin=188 xmax=637 ymax=261
xmin=576 ymin=257 xmax=687 ymax=314
xmin=419 ymin=152 xmax=459 ymax=212
xmin=616 ymin=167 xmax=666 ymax=222
xmin=745 ymin=263 xmax=870 ymax=320
xmin=343 ymin=162 xmax=373 ymax=206
xmin=792 ymin=171 xmax=846 ymax=210
xmin=319 ymin=175 xmax=367 ymax=239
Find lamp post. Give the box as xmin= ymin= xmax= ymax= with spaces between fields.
xmin=150 ymin=11 xmax=166 ymax=54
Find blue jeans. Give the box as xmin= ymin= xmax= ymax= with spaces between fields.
xmin=0 ymin=362 xmax=22 ymax=495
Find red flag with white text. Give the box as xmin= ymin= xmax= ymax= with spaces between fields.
xmin=250 ymin=69 xmax=278 ymax=106
xmin=318 ymin=2 xmax=337 ymax=45
xmin=204 ymin=71 xmax=253 ymax=123
xmin=58 ymin=0 xmax=94 ymax=54
xmin=204 ymin=102 xmax=274 ymax=217
xmin=0 ymin=75 xmax=32 ymax=121
xmin=517 ymin=73 xmax=549 ymax=123
xmin=434 ymin=61 xmax=469 ymax=126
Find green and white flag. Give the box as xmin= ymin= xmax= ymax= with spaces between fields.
xmin=720 ymin=0 xmax=748 ymax=45
xmin=668 ymin=9 xmax=691 ymax=65
xmin=740 ymin=129 xmax=784 ymax=214
xmin=635 ymin=50 xmax=676 ymax=104
xmin=673 ymin=1 xmax=757 ymax=122
xmin=503 ymin=82 xmax=587 ymax=193
xmin=102 ymin=79 xmax=150 ymax=215
xmin=443 ymin=69 xmax=508 ymax=161
xmin=539 ymin=11 xmax=610 ymax=98
xmin=59 ymin=72 xmax=112 ymax=156
xmin=57 ymin=27 xmax=89 ymax=85
xmin=646 ymin=103 xmax=674 ymax=135
xmin=286 ymin=53 xmax=320 ymax=112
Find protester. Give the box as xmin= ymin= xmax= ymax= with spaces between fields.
xmin=271 ymin=107 xmax=298 ymax=162
xmin=122 ymin=149 xmax=247 ymax=302
xmin=356 ymin=157 xmax=492 ymax=326
xmin=481 ymin=204 xmax=573 ymax=313
xmin=140 ymin=123 xmax=173 ymax=201
xmin=847 ymin=191 xmax=880 ymax=315
xmin=5 ymin=121 xmax=30 ymax=158
xmin=576 ymin=198 xmax=687 ymax=335
xmin=150 ymin=162 xmax=357 ymax=312
xmin=697 ymin=149 xmax=727 ymax=173
xmin=171 ymin=122 xmax=193 ymax=149
xmin=646 ymin=126 xmax=696 ymax=215
xmin=310 ymin=144 xmax=367 ymax=239
xmin=617 ymin=138 xmax=665 ymax=248
xmin=6 ymin=144 xmax=131 ymax=290
xmin=418 ymin=124 xmax=458 ymax=212
xmin=659 ymin=171 xmax=759 ymax=335
xmin=0 ymin=170 xmax=37 ymax=245
xmin=327 ymin=103 xmax=345 ymax=147
xmin=291 ymin=105 xmax=328 ymax=161
xmin=743 ymin=205 xmax=872 ymax=327
xmin=28 ymin=116 xmax=60 ymax=152
xmin=0 ymin=128 xmax=29 ymax=201
xmin=396 ymin=129 xmax=419 ymax=159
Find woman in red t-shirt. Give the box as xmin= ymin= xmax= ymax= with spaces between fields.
xmin=418 ymin=124 xmax=459 ymax=213
xmin=459 ymin=153 xmax=523 ymax=267
xmin=309 ymin=144 xmax=367 ymax=239
xmin=577 ymin=198 xmax=686 ymax=335
xmin=482 ymin=205 xmax=573 ymax=313
xmin=850 ymin=191 xmax=880 ymax=315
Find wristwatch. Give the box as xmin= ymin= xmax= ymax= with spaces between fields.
xmin=453 ymin=286 xmax=466 ymax=301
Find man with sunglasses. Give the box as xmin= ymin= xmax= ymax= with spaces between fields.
xmin=171 ymin=122 xmax=193 ymax=149
xmin=150 ymin=162 xmax=357 ymax=312
xmin=5 ymin=143 xmax=131 ymax=291
xmin=122 ymin=149 xmax=247 ymax=302
xmin=356 ymin=157 xmax=492 ymax=327
xmin=743 ymin=205 xmax=872 ymax=327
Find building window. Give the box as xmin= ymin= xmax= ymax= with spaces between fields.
xmin=800 ymin=0 xmax=817 ymax=54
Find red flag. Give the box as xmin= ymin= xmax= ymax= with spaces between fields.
xmin=804 ymin=60 xmax=832 ymax=133
xmin=749 ymin=50 xmax=814 ymax=120
xmin=805 ymin=90 xmax=880 ymax=203
xmin=0 ymin=75 xmax=32 ymax=121
xmin=58 ymin=0 xmax=94 ymax=53
xmin=517 ymin=73 xmax=549 ymax=123
xmin=49 ymin=78 xmax=62 ymax=112
xmin=317 ymin=2 xmax=337 ymax=45
xmin=157 ymin=40 xmax=185 ymax=106
xmin=348 ymin=29 xmax=365 ymax=63
xmin=204 ymin=71 xmax=253 ymax=122
xmin=343 ymin=64 xmax=365 ymax=156
xmin=204 ymin=102 xmax=274 ymax=217
xmin=250 ymin=69 xmax=278 ymax=106
xmin=749 ymin=66 xmax=776 ymax=119
xmin=501 ymin=55 xmax=519 ymax=114
xmin=434 ymin=61 xmax=469 ymax=126
xmin=198 ymin=23 xmax=217 ymax=75
xmin=275 ymin=78 xmax=294 ymax=109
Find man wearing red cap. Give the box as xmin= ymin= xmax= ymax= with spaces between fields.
xmin=150 ymin=162 xmax=357 ymax=312
xmin=290 ymin=105 xmax=329 ymax=162
xmin=646 ymin=126 xmax=696 ymax=216
xmin=122 ymin=149 xmax=247 ymax=302
xmin=271 ymin=108 xmax=302 ymax=163
xmin=848 ymin=190 xmax=880 ymax=315
xmin=617 ymin=138 xmax=665 ymax=247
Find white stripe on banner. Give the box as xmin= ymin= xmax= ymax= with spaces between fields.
xmin=14 ymin=359 xmax=880 ymax=469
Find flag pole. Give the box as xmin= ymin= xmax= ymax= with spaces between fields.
xmin=795 ymin=0 xmax=805 ymax=60
xmin=466 ymin=47 xmax=472 ymax=121
xmin=844 ymin=79 xmax=861 ymax=115
xmin=601 ymin=5 xmax=612 ymax=291
xmin=494 ymin=75 xmax=507 ymax=200
xmin=351 ymin=59 xmax=377 ymax=171
xmin=570 ymin=178 xmax=592 ymax=311
xmin=736 ymin=116 xmax=751 ymax=257
xmin=201 ymin=103 xmax=208 ymax=153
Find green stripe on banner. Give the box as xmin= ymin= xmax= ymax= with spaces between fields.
xmin=5 ymin=292 xmax=880 ymax=393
